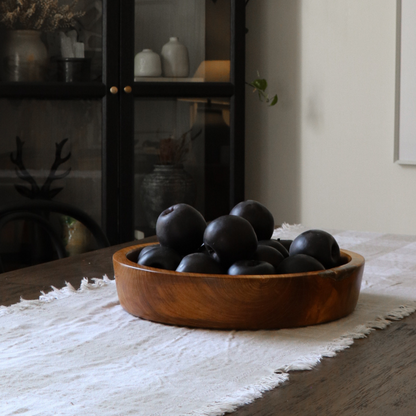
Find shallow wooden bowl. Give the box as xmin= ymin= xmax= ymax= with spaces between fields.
xmin=113 ymin=243 xmax=365 ymax=330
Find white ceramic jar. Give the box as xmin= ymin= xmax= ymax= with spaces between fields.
xmin=134 ymin=49 xmax=162 ymax=77
xmin=160 ymin=37 xmax=189 ymax=78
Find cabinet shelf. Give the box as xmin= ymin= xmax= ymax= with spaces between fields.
xmin=134 ymin=77 xmax=204 ymax=82
xmin=0 ymin=82 xmax=106 ymax=99
xmin=132 ymin=82 xmax=234 ymax=98
xmin=0 ymin=82 xmax=234 ymax=100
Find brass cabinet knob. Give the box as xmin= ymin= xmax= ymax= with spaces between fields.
xmin=110 ymin=86 xmax=118 ymax=94
xmin=124 ymin=86 xmax=132 ymax=94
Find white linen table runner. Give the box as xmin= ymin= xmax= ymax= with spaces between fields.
xmin=1 ymin=225 xmax=416 ymax=416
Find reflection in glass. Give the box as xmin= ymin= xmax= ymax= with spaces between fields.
xmin=0 ymin=99 xmax=102 ymax=221
xmin=134 ymin=97 xmax=230 ymax=236
xmin=0 ymin=98 xmax=102 ymax=270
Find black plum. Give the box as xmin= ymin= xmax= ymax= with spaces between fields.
xmin=156 ymin=203 xmax=207 ymax=255
xmin=275 ymin=254 xmax=325 ymax=274
xmin=276 ymin=239 xmax=293 ymax=252
xmin=337 ymin=253 xmax=350 ymax=267
xmin=203 ymin=215 xmax=258 ymax=267
xmin=252 ymin=245 xmax=285 ymax=270
xmin=230 ymin=200 xmax=275 ymax=241
xmin=258 ymin=239 xmax=289 ymax=258
xmin=147 ymin=201 xmax=347 ymax=277
xmin=228 ymin=259 xmax=275 ymax=275
xmin=176 ymin=253 xmax=225 ymax=274
xmin=289 ymin=229 xmax=341 ymax=269
xmin=137 ymin=244 xmax=160 ymax=262
xmin=138 ymin=246 xmax=182 ymax=270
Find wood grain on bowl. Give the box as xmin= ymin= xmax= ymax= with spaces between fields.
xmin=113 ymin=243 xmax=365 ymax=330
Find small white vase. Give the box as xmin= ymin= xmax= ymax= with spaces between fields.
xmin=0 ymin=30 xmax=48 ymax=82
xmin=161 ymin=37 xmax=189 ymax=78
xmin=134 ymin=49 xmax=162 ymax=77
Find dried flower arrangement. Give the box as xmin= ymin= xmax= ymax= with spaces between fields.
xmin=0 ymin=0 xmax=84 ymax=32
xmin=158 ymin=128 xmax=202 ymax=165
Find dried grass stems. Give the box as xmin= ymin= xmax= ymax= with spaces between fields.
xmin=0 ymin=0 xmax=84 ymax=32
xmin=159 ymin=128 xmax=202 ymax=165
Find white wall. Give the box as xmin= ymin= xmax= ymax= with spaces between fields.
xmin=245 ymin=0 xmax=416 ymax=235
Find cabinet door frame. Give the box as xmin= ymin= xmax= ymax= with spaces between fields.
xmin=118 ymin=0 xmax=135 ymax=243
xmin=0 ymin=0 xmax=119 ymax=244
xmin=102 ymin=0 xmax=122 ymax=245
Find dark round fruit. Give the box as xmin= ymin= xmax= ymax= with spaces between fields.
xmin=228 ymin=259 xmax=275 ymax=275
xmin=275 ymin=254 xmax=325 ymax=274
xmin=230 ymin=200 xmax=275 ymax=241
xmin=258 ymin=239 xmax=289 ymax=258
xmin=277 ymin=239 xmax=293 ymax=251
xmin=137 ymin=244 xmax=160 ymax=261
xmin=176 ymin=253 xmax=225 ymax=274
xmin=337 ymin=253 xmax=350 ymax=267
xmin=289 ymin=229 xmax=341 ymax=269
xmin=138 ymin=246 xmax=182 ymax=270
xmin=156 ymin=203 xmax=207 ymax=256
xmin=252 ymin=245 xmax=285 ymax=270
xmin=203 ymin=215 xmax=258 ymax=267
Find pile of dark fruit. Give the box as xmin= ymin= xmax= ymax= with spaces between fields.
xmin=137 ymin=201 xmax=348 ymax=275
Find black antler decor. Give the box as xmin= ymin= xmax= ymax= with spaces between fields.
xmin=10 ymin=136 xmax=71 ymax=200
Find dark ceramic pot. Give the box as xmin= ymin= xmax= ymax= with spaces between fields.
xmin=140 ymin=164 xmax=197 ymax=228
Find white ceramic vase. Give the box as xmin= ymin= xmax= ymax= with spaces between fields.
xmin=134 ymin=49 xmax=162 ymax=77
xmin=0 ymin=30 xmax=48 ymax=82
xmin=160 ymin=37 xmax=189 ymax=78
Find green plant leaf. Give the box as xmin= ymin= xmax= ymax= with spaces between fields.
xmin=251 ymin=78 xmax=268 ymax=91
xmin=246 ymin=74 xmax=278 ymax=108
xmin=270 ymin=95 xmax=278 ymax=106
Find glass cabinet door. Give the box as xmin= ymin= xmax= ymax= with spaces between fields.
xmin=0 ymin=0 xmax=115 ymax=270
xmin=119 ymin=0 xmax=245 ymax=238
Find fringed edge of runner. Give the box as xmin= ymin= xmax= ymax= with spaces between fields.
xmin=0 ymin=275 xmax=114 ymax=316
xmin=190 ymin=301 xmax=416 ymax=416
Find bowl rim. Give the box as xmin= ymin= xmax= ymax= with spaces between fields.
xmin=113 ymin=242 xmax=365 ymax=282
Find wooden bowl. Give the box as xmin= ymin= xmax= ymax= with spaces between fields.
xmin=113 ymin=243 xmax=365 ymax=330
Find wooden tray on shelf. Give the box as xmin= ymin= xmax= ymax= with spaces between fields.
xmin=113 ymin=243 xmax=365 ymax=330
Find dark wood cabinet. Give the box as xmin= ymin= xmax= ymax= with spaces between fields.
xmin=0 ymin=0 xmax=245 ymax=247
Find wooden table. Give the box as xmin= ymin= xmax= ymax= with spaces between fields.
xmin=1 ymin=237 xmax=415 ymax=415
